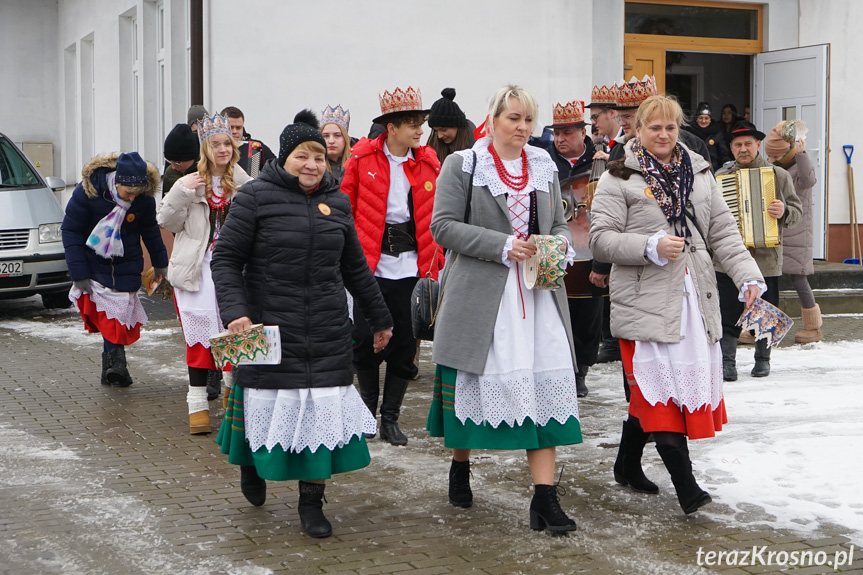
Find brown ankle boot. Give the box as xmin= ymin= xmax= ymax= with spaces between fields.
xmin=190 ymin=410 xmax=211 ymax=434
xmin=795 ymin=304 xmax=823 ymax=343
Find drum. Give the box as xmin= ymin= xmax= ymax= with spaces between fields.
xmin=560 ymin=174 xmax=608 ymax=298
xmin=209 ymin=323 xmax=270 ymax=369
xmin=524 ymin=235 xmax=568 ymax=290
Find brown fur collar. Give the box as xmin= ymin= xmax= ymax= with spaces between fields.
xmin=81 ymin=153 xmax=160 ymax=198
xmin=607 ymin=159 xmax=639 ymax=180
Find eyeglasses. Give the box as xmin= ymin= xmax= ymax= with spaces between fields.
xmin=590 ymin=113 xmax=602 ymax=121
xmin=617 ymin=113 xmax=635 ymax=121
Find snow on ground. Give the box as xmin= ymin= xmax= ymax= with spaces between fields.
xmin=698 ymin=341 xmax=863 ymax=542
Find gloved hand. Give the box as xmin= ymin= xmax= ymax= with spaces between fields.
xmin=73 ymin=279 xmax=92 ymax=295
xmin=154 ymin=267 xmax=168 ymax=279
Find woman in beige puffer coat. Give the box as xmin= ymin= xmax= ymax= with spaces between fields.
xmin=589 ymin=95 xmax=763 ymax=515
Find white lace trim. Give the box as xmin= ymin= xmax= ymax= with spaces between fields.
xmin=174 ymin=249 xmax=224 ymax=347
xmin=69 ymin=280 xmax=148 ymax=329
xmin=454 ymin=367 xmax=580 ymax=428
xmin=456 ymin=138 xmax=557 ymax=197
xmin=633 ymin=268 xmax=724 ymax=412
xmin=243 ymin=386 xmax=376 ymax=454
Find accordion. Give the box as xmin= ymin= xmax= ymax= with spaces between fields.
xmin=716 ymin=167 xmax=780 ymax=249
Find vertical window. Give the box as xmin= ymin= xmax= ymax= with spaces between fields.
xmin=156 ymin=0 xmax=166 ymax=149
xmin=131 ymin=14 xmax=140 ymax=150
xmin=63 ymin=43 xmax=78 ymax=181
xmin=80 ymin=35 xmax=95 ymax=164
xmin=184 ymin=0 xmax=191 ymax=111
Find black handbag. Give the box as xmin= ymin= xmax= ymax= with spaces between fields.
xmin=410 ymin=151 xmax=476 ymax=341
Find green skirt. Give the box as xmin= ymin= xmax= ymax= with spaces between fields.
xmin=217 ymin=385 xmax=370 ymax=481
xmin=427 ymin=365 xmax=583 ymax=450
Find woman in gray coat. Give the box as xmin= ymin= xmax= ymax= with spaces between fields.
xmin=765 ymin=120 xmax=822 ymax=343
xmin=589 ymin=95 xmax=763 ymax=515
xmin=428 ymin=85 xmax=582 ymax=533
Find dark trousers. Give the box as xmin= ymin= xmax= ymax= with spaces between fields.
xmin=353 ymin=276 xmax=418 ymax=380
xmin=567 ymin=296 xmax=604 ymax=368
xmin=716 ymin=271 xmax=780 ymax=338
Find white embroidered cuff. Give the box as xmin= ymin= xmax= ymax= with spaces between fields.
xmin=557 ymin=235 xmax=576 ymax=265
xmin=646 ymin=230 xmax=669 ymax=266
xmin=738 ymin=280 xmax=768 ymax=301
xmin=502 ymin=235 xmax=517 ymax=267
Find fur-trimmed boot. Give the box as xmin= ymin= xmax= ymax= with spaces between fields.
xmin=795 ymin=304 xmax=823 ymax=344
xmin=240 ymin=465 xmax=266 ymax=506
xmin=105 ymin=346 xmax=133 ymax=387
xmin=298 ymin=481 xmax=332 ymax=538
xmin=613 ymin=418 xmax=659 ymax=494
xmin=529 ymin=484 xmax=577 ymax=533
xmin=187 ymin=385 xmax=211 ymax=434
xmin=448 ymin=459 xmax=473 ymax=508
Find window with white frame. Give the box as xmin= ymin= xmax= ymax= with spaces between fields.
xmin=156 ymin=0 xmax=166 ymax=150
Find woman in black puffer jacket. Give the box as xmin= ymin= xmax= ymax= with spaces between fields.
xmin=211 ymin=111 xmax=392 ymax=539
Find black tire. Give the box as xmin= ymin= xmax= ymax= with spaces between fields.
xmin=42 ymin=290 xmax=73 ymax=309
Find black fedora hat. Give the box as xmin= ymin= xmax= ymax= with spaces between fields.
xmin=728 ymin=120 xmax=766 ymax=142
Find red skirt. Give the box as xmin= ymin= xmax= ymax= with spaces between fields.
xmin=76 ymin=293 xmax=141 ymax=345
xmin=173 ymin=293 xmax=230 ymax=371
xmin=620 ymin=339 xmax=727 ymax=440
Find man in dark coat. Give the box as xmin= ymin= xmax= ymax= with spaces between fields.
xmin=221 ymin=106 xmax=275 ymax=178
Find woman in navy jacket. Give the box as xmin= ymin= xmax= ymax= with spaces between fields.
xmin=62 ymin=152 xmax=167 ymax=387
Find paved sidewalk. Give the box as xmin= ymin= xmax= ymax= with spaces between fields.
xmin=0 ymin=295 xmax=860 ymax=575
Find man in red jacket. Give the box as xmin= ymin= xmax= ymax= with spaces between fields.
xmin=341 ymin=86 xmax=444 ymax=446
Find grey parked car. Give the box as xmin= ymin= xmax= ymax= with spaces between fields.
xmin=0 ymin=132 xmax=72 ymax=308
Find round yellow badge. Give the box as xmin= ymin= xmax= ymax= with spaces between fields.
xmin=644 ymin=187 xmax=655 ymax=199
xmin=424 ymin=181 xmax=434 ymax=192
xmin=318 ymin=203 xmax=331 ymax=216
xmin=708 ymin=139 xmax=715 ymax=146
xmin=126 ymin=213 xmax=136 ymax=222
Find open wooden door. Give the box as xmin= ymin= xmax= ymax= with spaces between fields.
xmin=624 ymin=44 xmax=666 ymax=93
xmin=754 ymin=44 xmax=830 ymax=259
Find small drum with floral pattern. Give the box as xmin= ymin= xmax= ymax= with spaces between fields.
xmin=524 ymin=235 xmax=568 ymax=290
xmin=209 ymin=324 xmax=270 ymax=368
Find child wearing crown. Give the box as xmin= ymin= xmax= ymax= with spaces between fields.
xmin=340 ymin=86 xmax=445 ymax=445
xmin=158 ymin=113 xmax=252 ymax=434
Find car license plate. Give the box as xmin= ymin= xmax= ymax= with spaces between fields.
xmin=0 ymin=260 xmax=24 ymax=277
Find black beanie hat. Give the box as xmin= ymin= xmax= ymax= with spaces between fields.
xmin=278 ymin=109 xmax=328 ymax=165
xmin=163 ymin=123 xmax=199 ymax=162
xmin=428 ymin=88 xmax=467 ymax=128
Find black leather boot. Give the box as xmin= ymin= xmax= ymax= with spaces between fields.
xmin=298 ymin=481 xmax=332 ymax=538
xmin=720 ymin=332 xmax=738 ymax=382
xmin=613 ymin=418 xmax=659 ymax=494
xmin=448 ymin=459 xmax=473 ymax=508
xmin=105 ymin=346 xmax=133 ymax=387
xmin=100 ymin=352 xmax=111 ymax=385
xmin=656 ymin=442 xmax=712 ymax=514
xmin=596 ymin=337 xmax=621 ymax=363
xmin=575 ymin=364 xmax=589 ymax=398
xmin=529 ymin=484 xmax=577 ymax=533
xmin=380 ymin=373 xmax=409 ymax=446
xmin=206 ymin=370 xmax=222 ymax=401
xmin=751 ymin=339 xmax=771 ymax=377
xmin=240 ymin=465 xmax=266 ymax=507
xmin=356 ymin=369 xmax=380 ymax=437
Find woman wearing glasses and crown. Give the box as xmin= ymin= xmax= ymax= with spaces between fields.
xmin=158 ymin=112 xmax=252 ymax=435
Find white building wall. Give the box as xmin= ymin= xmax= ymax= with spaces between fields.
xmin=206 ymin=0 xmax=596 ymax=153
xmin=0 ymin=0 xmax=60 ymax=169
xmin=800 ymin=0 xmax=861 ymax=225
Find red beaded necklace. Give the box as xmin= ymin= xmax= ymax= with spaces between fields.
xmin=489 ymin=143 xmax=529 ymax=191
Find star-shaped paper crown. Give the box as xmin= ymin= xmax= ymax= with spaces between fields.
xmin=551 ymin=101 xmax=585 ymax=126
xmin=197 ymin=113 xmax=232 ymax=142
xmin=378 ymin=86 xmax=424 ymax=117
xmin=321 ymin=104 xmax=350 ymax=131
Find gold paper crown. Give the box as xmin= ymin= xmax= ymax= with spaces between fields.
xmin=321 ymin=104 xmax=350 ymax=131
xmin=589 ymin=84 xmax=617 ymax=107
xmin=378 ymin=86 xmax=424 ymax=117
xmin=197 ymin=113 xmax=232 ymax=142
xmin=616 ymin=75 xmax=658 ymax=108
xmin=551 ymin=101 xmax=585 ymax=126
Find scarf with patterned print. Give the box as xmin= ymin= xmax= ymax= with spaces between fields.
xmin=632 ymin=139 xmax=694 ymax=241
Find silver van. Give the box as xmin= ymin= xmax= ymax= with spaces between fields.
xmin=0 ymin=132 xmax=72 ymax=308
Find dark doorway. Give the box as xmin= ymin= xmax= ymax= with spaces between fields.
xmin=665 ymin=51 xmax=751 ymax=123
